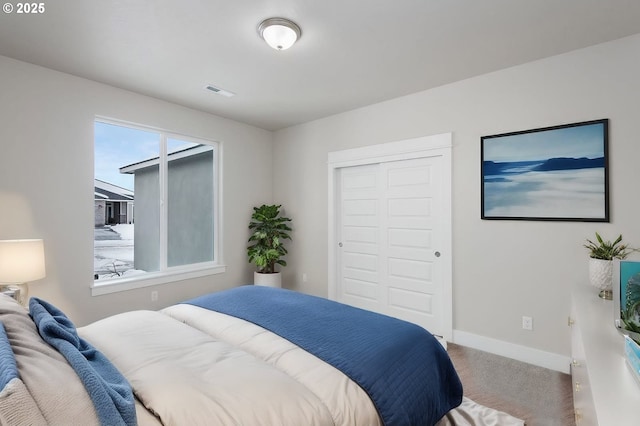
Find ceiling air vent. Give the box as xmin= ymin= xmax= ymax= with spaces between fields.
xmin=205 ymin=84 xmax=235 ymax=98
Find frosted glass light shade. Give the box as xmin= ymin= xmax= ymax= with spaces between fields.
xmin=258 ymin=18 xmax=301 ymax=51
xmin=0 ymin=239 xmax=46 ymax=283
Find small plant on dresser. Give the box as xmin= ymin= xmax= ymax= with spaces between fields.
xmin=584 ymin=232 xmax=633 ymax=300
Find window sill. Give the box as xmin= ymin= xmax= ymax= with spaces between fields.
xmin=91 ymin=264 xmax=226 ymax=296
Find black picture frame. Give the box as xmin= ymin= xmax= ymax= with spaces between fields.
xmin=481 ymin=119 xmax=609 ymax=222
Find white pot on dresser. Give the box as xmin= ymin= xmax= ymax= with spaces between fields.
xmin=588 ymin=258 xmax=613 ymax=299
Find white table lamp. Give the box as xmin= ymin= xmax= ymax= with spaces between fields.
xmin=0 ymin=239 xmax=46 ymax=305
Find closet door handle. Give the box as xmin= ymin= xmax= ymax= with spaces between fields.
xmin=434 ymin=251 xmax=441 ymax=257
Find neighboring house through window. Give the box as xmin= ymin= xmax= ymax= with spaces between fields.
xmin=93 ymin=119 xmax=223 ymax=294
xmin=94 ymin=179 xmax=134 ymax=226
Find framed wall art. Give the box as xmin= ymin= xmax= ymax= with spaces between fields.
xmin=481 ymin=119 xmax=609 ymax=222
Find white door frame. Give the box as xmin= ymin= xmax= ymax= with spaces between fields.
xmin=327 ymin=133 xmax=453 ymax=341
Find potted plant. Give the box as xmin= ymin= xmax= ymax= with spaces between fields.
xmin=247 ymin=204 xmax=292 ymax=287
xmin=584 ymin=232 xmax=633 ymax=299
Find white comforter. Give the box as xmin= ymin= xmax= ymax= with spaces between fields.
xmin=1 ymin=293 xmax=523 ymax=426
xmin=79 ymin=305 xmax=525 ymax=426
xmin=79 ymin=306 xmax=381 ymax=426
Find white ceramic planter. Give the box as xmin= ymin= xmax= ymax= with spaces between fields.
xmin=589 ymin=258 xmax=613 ymax=299
xmin=254 ymin=271 xmax=282 ymax=288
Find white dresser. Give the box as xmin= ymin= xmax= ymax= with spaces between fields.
xmin=570 ymin=284 xmax=640 ymax=425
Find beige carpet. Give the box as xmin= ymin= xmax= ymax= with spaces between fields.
xmin=447 ymin=343 xmax=575 ymax=426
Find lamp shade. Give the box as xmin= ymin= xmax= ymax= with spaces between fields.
xmin=258 ymin=18 xmax=301 ymax=51
xmin=0 ymin=239 xmax=46 ymax=283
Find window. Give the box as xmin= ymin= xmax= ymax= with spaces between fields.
xmin=93 ymin=119 xmax=223 ymax=294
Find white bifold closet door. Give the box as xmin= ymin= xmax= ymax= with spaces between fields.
xmin=336 ymin=156 xmax=445 ymax=335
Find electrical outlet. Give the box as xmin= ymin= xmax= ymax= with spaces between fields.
xmin=522 ymin=316 xmax=533 ymax=331
xmin=151 ymin=291 xmax=158 ymax=302
xmin=302 ymin=273 xmax=308 ymax=283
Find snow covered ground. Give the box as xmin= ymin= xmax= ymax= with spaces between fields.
xmin=94 ymin=224 xmax=141 ymax=280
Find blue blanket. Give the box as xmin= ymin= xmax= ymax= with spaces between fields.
xmin=29 ymin=298 xmax=137 ymax=426
xmin=0 ymin=323 xmax=18 ymax=390
xmin=185 ymin=286 xmax=463 ymax=426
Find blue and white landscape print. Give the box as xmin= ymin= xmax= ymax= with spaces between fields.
xmin=482 ymin=121 xmax=607 ymax=219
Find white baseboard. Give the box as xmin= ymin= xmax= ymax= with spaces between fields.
xmin=452 ymin=330 xmax=570 ymax=374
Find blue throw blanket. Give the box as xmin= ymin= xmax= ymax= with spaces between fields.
xmin=29 ymin=298 xmax=137 ymax=426
xmin=185 ymin=286 xmax=463 ymax=426
xmin=0 ymin=323 xmax=18 ymax=390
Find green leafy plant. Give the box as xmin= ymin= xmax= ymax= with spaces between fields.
xmin=584 ymin=232 xmax=633 ymax=260
xmin=247 ymin=204 xmax=292 ymax=274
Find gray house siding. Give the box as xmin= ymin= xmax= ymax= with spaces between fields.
xmin=133 ymin=166 xmax=160 ymax=273
xmin=167 ymin=151 xmax=214 ymax=267
xmin=128 ymin=147 xmax=214 ymax=272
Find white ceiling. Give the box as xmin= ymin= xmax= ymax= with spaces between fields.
xmin=2 ymin=1 xmax=640 ymax=131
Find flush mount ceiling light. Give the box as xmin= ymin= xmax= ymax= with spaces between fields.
xmin=258 ymin=18 xmax=301 ymax=51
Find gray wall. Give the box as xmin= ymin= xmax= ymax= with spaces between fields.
xmin=273 ymin=34 xmax=640 ymax=359
xmin=0 ymin=54 xmax=273 ymax=325
xmin=3 ymin=33 xmax=639 ymax=362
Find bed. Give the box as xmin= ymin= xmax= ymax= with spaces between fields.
xmin=0 ymin=285 xmax=522 ymax=426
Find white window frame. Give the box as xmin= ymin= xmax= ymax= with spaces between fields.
xmin=91 ymin=117 xmax=225 ymax=296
